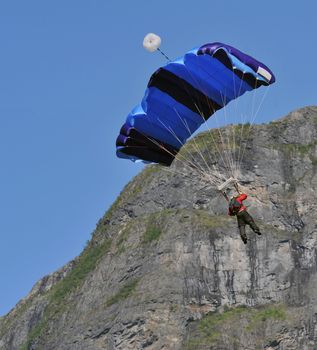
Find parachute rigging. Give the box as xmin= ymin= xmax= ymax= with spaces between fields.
xmin=116 ymin=35 xmax=275 ymax=190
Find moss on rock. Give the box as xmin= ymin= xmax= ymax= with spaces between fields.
xmin=185 ymin=304 xmax=287 ymax=350
xmin=105 ymin=279 xmax=140 ymax=307
xmin=22 ymin=239 xmax=112 ymax=349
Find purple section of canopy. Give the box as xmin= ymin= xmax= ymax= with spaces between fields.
xmin=120 ymin=123 xmax=132 ymax=136
xmin=197 ymin=42 xmax=276 ymax=83
xmin=116 ymin=134 xmax=128 ymax=146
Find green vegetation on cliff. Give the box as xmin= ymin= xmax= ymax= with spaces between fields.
xmin=185 ymin=304 xmax=286 ymax=349
xmin=142 ymin=213 xmax=165 ymax=244
xmin=22 ymin=238 xmax=112 ymax=349
xmin=105 ymin=279 xmax=140 ymax=307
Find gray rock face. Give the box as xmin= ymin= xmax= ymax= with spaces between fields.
xmin=1 ymin=106 xmax=317 ymax=350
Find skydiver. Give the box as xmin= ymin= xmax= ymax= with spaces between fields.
xmin=223 ymin=188 xmax=261 ymax=244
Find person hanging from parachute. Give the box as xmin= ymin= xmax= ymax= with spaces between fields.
xmin=222 ymin=182 xmax=261 ymax=244
xmin=115 ymin=34 xmax=275 ymax=244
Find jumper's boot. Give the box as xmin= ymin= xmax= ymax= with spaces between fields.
xmin=240 ymin=233 xmax=248 ymax=244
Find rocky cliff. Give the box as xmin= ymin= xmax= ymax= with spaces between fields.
xmin=1 ymin=106 xmax=317 ymax=350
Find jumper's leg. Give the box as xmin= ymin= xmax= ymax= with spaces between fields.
xmin=237 ymin=215 xmax=247 ymax=244
xmin=244 ymin=212 xmax=261 ymax=235
xmin=238 ymin=224 xmax=247 ymax=244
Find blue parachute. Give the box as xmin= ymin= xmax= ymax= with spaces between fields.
xmin=116 ymin=42 xmax=275 ymax=166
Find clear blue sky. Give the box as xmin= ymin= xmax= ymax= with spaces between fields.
xmin=0 ymin=0 xmax=316 ymax=316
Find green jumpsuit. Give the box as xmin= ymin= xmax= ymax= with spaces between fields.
xmin=228 ymin=193 xmax=261 ymax=244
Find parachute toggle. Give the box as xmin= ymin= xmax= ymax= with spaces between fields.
xmin=217 ymin=177 xmax=239 ymax=192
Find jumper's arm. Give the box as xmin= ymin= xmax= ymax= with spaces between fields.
xmin=217 ymin=177 xmax=238 ymax=202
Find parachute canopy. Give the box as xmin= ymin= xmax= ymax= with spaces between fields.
xmin=116 ymin=42 xmax=275 ymax=166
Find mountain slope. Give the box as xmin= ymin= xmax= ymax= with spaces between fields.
xmin=1 ymin=106 xmax=317 ymax=350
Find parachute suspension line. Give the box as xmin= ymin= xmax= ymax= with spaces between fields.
xmin=178 ymin=116 xmax=213 ymax=175
xmin=189 ymin=98 xmax=233 ymax=185
xmin=234 ymin=71 xmax=249 ymax=176
xmin=159 ymin=65 xmax=231 ymax=186
xmin=159 ymin=166 xmax=197 ymax=180
xmin=171 ymin=69 xmax=223 ymax=180
xmin=237 ymin=85 xmax=270 ymax=172
xmin=156 ymin=118 xmax=211 ymax=180
xmin=206 ymin=90 xmax=232 ymax=182
xmin=159 ymin=158 xmax=208 ymax=189
xmin=236 ymin=111 xmax=247 ymax=176
xmin=236 ymin=84 xmax=268 ymax=174
xmin=230 ymin=70 xmax=245 ymax=178
xmin=225 ymin=67 xmax=270 ymax=180
xmin=192 ymin=63 xmax=238 ymax=180
xmin=214 ymin=95 xmax=231 ymax=176
xmin=251 ymin=80 xmax=259 ymax=125
xmin=194 ymin=68 xmax=237 ymax=182
xmin=179 ymin=64 xmax=235 ymax=185
xmin=229 ymin=72 xmax=236 ymax=176
xmin=233 ymin=70 xmax=249 ymax=178
xmin=236 ymin=107 xmax=250 ymax=177
xmin=172 ymin=108 xmax=219 ymax=186
xmin=145 ymin=134 xmax=207 ymax=181
xmin=220 ymin=92 xmax=236 ymax=179
xmin=155 ymin=118 xmax=206 ymax=175
xmin=253 ymin=85 xmax=270 ymax=122
xmin=227 ymin=71 xmax=242 ymax=179
xmin=156 ymin=48 xmax=171 ymax=62
xmin=172 ymin=63 xmax=219 ymax=175
xmin=201 ymin=106 xmax=235 ymax=183
xmin=184 ymin=118 xmax=223 ymax=186
xmin=190 ymin=68 xmax=234 ymax=177
xmin=237 ymin=78 xmax=259 ymax=170
xmin=147 ymin=135 xmax=203 ymax=177
xmin=195 ymin=106 xmax=233 ymax=185
xmin=159 ymin=165 xmax=202 ymax=184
